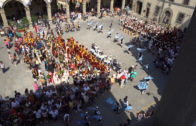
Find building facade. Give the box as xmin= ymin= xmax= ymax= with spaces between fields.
xmin=0 ymin=0 xmax=58 ymax=28
xmin=131 ymin=0 xmax=196 ymax=30
xmin=101 ymin=0 xmax=195 ymax=30
xmin=0 ymin=0 xmax=195 ymax=30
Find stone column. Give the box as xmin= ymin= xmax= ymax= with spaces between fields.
xmin=82 ymin=0 xmax=86 ymax=15
xmin=121 ymin=0 xmax=125 ymax=10
xmin=66 ymin=2 xmax=70 ymax=22
xmin=110 ymin=0 xmax=114 ymax=12
xmin=25 ymin=6 xmax=33 ymax=29
xmin=47 ymin=2 xmax=52 ymax=23
xmin=132 ymin=0 xmax=137 ymax=12
xmin=0 ymin=8 xmax=8 ymax=28
xmin=97 ymin=0 xmax=101 ymax=16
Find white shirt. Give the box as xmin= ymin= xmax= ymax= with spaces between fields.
xmin=50 ymin=110 xmax=58 ymax=118
xmin=55 ymin=103 xmax=62 ymax=109
xmin=0 ymin=63 xmax=4 ymax=69
xmin=48 ymin=99 xmax=54 ymax=105
xmin=11 ymin=100 xmax=19 ymax=108
xmin=42 ymin=111 xmax=48 ymax=117
xmin=34 ymin=110 xmax=42 ymax=119
xmin=83 ymin=86 xmax=90 ymax=92
xmin=63 ymin=113 xmax=70 ymax=121
xmin=40 ymin=104 xmax=47 ymax=111
xmin=45 ymin=90 xmax=53 ymax=97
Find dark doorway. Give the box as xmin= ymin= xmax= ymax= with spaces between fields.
xmin=114 ymin=0 xmax=121 ymax=8
xmin=51 ymin=0 xmax=58 ymax=15
xmin=129 ymin=0 xmax=133 ymax=10
xmin=30 ymin=0 xmax=47 ymax=17
xmin=0 ymin=16 xmax=3 ymax=28
xmin=146 ymin=7 xmax=150 ymax=17
xmin=4 ymin=1 xmax=25 ymax=20
xmin=136 ymin=1 xmax=143 ymax=15
xmin=162 ymin=10 xmax=172 ymax=24
xmin=70 ymin=1 xmax=76 ymax=12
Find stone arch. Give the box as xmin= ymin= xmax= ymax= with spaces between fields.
xmin=30 ymin=0 xmax=47 ymax=17
xmin=29 ymin=0 xmax=57 ymax=21
xmin=161 ymin=8 xmax=173 ymax=25
xmin=3 ymin=0 xmax=26 ymax=20
xmin=43 ymin=0 xmax=58 ymax=15
xmin=114 ymin=0 xmax=121 ymax=8
xmin=136 ymin=0 xmax=143 ymax=14
xmin=50 ymin=0 xmax=58 ymax=15
xmin=2 ymin=0 xmax=25 ymax=8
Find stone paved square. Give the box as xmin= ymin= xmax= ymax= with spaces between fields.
xmin=0 ymin=17 xmax=168 ymax=126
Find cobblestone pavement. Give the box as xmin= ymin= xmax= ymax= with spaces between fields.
xmin=0 ymin=16 xmax=168 ymax=126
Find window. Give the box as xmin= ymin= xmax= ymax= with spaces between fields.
xmin=176 ymin=12 xmax=185 ymax=23
xmin=154 ymin=6 xmax=160 ymax=16
xmin=183 ymin=0 xmax=190 ymax=5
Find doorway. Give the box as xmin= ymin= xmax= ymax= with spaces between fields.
xmin=136 ymin=1 xmax=143 ymax=15
xmin=162 ymin=10 xmax=172 ymax=24
xmin=146 ymin=7 xmax=150 ymax=17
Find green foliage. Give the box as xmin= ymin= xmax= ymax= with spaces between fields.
xmin=8 ymin=17 xmax=29 ymax=30
xmin=31 ymin=16 xmax=38 ymax=23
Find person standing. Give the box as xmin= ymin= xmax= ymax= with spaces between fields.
xmin=3 ymin=38 xmax=10 ymax=49
xmin=124 ymin=70 xmax=129 ymax=85
xmin=11 ymin=53 xmax=18 ymax=66
xmin=113 ymin=102 xmax=120 ymax=114
xmin=0 ymin=61 xmax=6 ymax=73
xmin=63 ymin=113 xmax=70 ymax=126
xmin=109 ymin=21 xmax=113 ymax=29
xmin=120 ymin=74 xmax=126 ymax=88
xmin=123 ymin=96 xmax=129 ymax=107
xmin=120 ymin=37 xmax=124 ymax=48
xmin=94 ymin=106 xmax=102 ymax=122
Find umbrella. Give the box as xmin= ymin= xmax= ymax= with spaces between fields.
xmin=80 ymin=113 xmax=86 ymax=117
xmin=130 ymin=71 xmax=137 ymax=78
xmin=120 ymin=75 xmax=126 ymax=79
xmin=106 ymin=97 xmax=115 ymax=105
xmin=124 ymin=105 xmax=132 ymax=111
xmin=77 ymin=120 xmax=87 ymax=125
xmin=137 ymin=81 xmax=148 ymax=90
xmin=87 ymin=107 xmax=96 ymax=111
xmin=138 ymin=55 xmax=143 ymax=62
xmin=91 ymin=115 xmax=102 ymax=120
xmin=144 ymin=76 xmax=154 ymax=80
xmin=127 ymin=44 xmax=134 ymax=49
xmin=144 ymin=64 xmax=149 ymax=69
xmin=137 ymin=48 xmax=146 ymax=52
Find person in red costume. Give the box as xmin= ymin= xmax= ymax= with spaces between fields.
xmin=34 ymin=23 xmax=40 ymax=33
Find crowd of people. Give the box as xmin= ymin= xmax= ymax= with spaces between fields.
xmin=120 ymin=13 xmax=184 ymax=73
xmin=0 ymin=9 xmax=169 ymax=126
xmin=0 ymin=23 xmax=114 ymax=125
